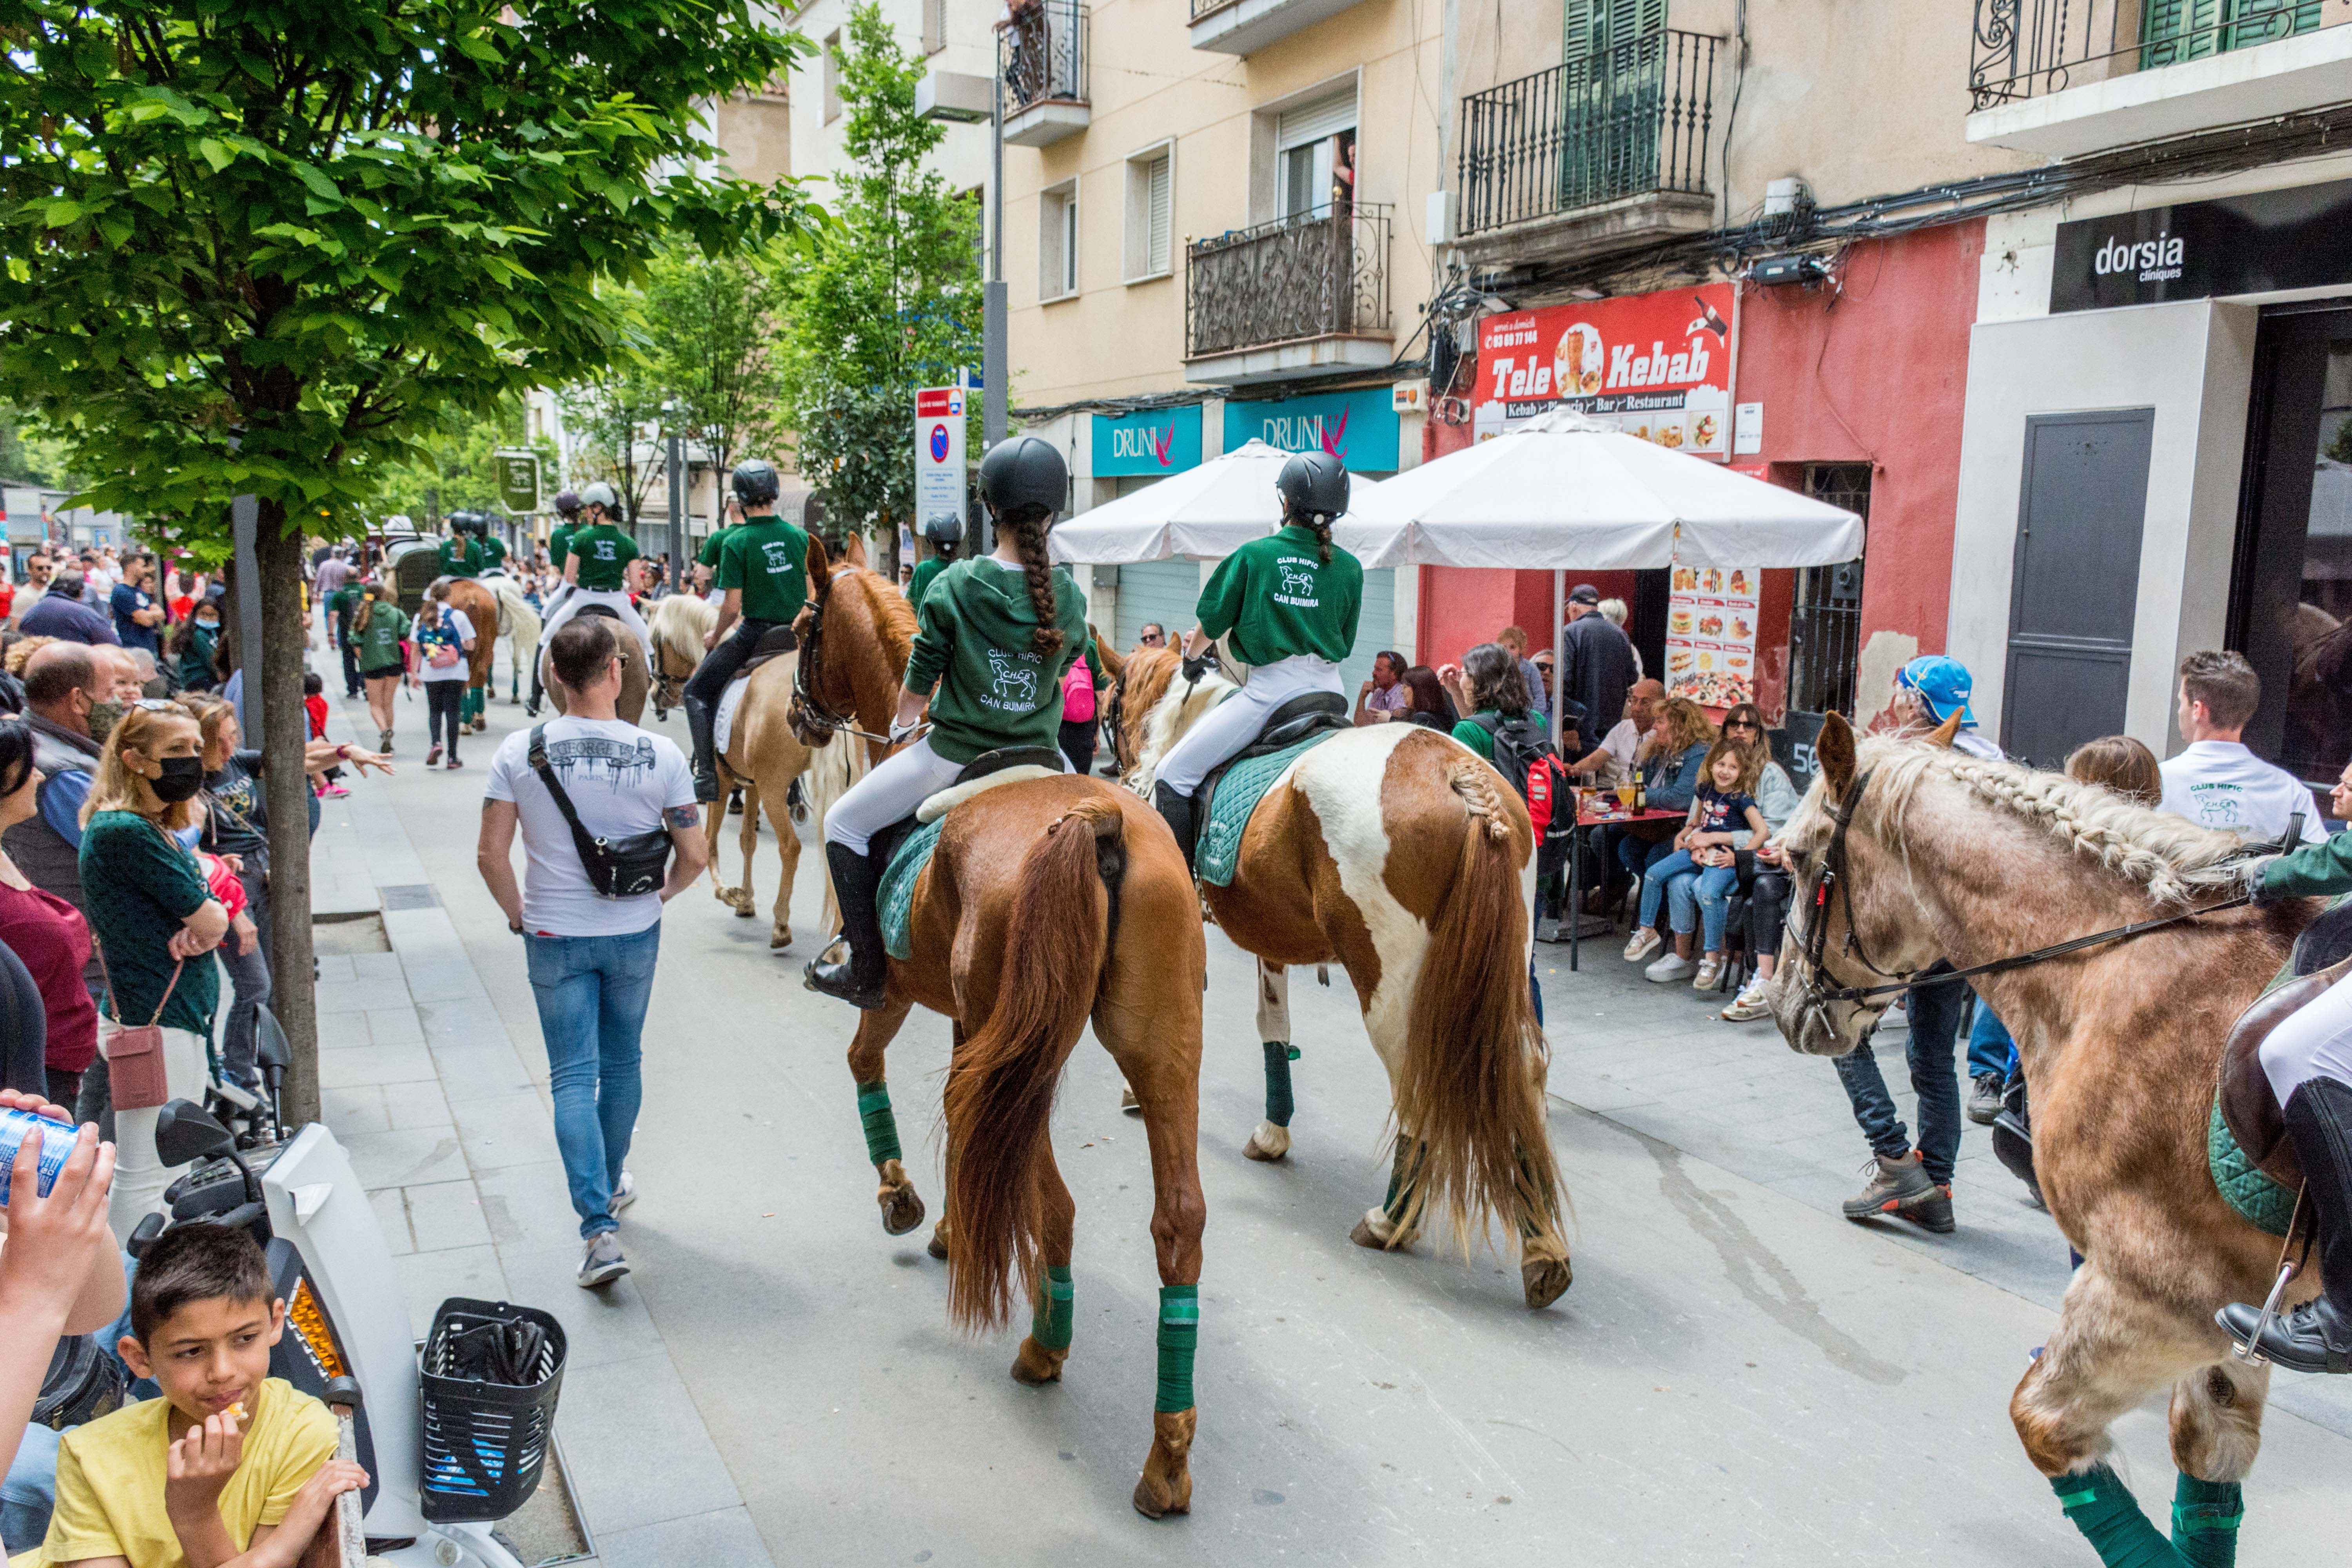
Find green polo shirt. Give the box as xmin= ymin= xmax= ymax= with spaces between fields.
xmin=80 ymin=811 xmax=221 ymax=1036
xmin=907 ymin=555 xmax=946 ymax=612
xmin=1194 ymin=523 xmax=1363 ymax=668
xmin=479 ymin=535 xmax=508 ymax=573
xmin=697 ymin=524 xmax=733 ymax=570
xmin=548 ymin=524 xmax=574 ymax=572
xmin=568 ymin=523 xmax=639 ymax=591
xmin=436 ymin=537 xmax=483 ymax=578
xmin=715 ymin=516 xmax=810 ymax=624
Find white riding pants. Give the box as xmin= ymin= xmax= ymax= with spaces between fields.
xmin=2260 ymin=966 xmax=2352 ymax=1105
xmin=542 ymin=588 xmax=650 ymax=663
xmin=1153 ymin=655 xmax=1347 ymax=797
xmin=824 ymin=735 xmax=1069 ymax=854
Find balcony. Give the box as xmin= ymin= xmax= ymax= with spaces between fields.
xmin=1183 ymin=203 xmax=1393 ymax=385
xmin=1189 ymin=0 xmax=1366 ymax=57
xmin=1452 ymin=29 xmax=1719 ymax=269
xmin=1967 ymin=0 xmax=2352 ymax=158
xmin=1000 ymin=0 xmax=1088 ymax=147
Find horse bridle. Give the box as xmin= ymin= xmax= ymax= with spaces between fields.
xmin=789 ymin=576 xmax=900 ymax=748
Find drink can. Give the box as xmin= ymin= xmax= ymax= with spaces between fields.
xmin=0 ymin=1107 xmax=83 ymax=1207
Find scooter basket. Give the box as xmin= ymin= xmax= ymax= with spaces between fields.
xmin=417 ymin=1297 xmax=566 ymax=1523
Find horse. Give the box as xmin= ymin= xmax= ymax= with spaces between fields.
xmin=1118 ymin=644 xmax=1572 ymax=1309
xmin=1766 ymin=711 xmax=2325 ymax=1550
xmin=541 ymin=607 xmax=650 ymax=724
xmin=483 ymin=574 xmax=541 ymax=707
xmin=647 ymin=593 xmax=713 ymax=721
xmin=441 ymin=576 xmax=502 ymax=732
xmin=788 ymin=547 xmax=1210 ymax=1518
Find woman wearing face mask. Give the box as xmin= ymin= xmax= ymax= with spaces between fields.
xmin=166 ymin=599 xmax=223 ymax=693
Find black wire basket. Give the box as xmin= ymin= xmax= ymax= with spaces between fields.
xmin=417 ymin=1297 xmax=567 ymax=1523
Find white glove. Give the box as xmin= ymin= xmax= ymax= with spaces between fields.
xmin=887 ymin=719 xmax=925 ymax=748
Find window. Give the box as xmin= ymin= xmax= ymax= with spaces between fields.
xmin=923 ymin=0 xmax=947 ymax=54
xmin=823 ymin=30 xmax=842 ymax=123
xmin=1123 ymin=144 xmax=1173 ymax=282
xmin=1275 ymin=88 xmax=1356 ymax=221
xmin=1040 ymin=180 xmax=1078 ymax=301
xmin=1787 ymin=465 xmax=1871 ymax=718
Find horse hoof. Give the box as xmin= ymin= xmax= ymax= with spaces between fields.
xmin=1243 ymin=1122 xmax=1290 ymax=1162
xmin=1522 ymin=1256 xmax=1573 ymax=1309
xmin=1120 ymin=1084 xmax=1142 ymax=1116
xmin=1011 ymin=1336 xmax=1067 ymax=1386
xmin=770 ymin=929 xmax=791 ymax=951
xmin=1131 ymin=1409 xmax=1196 ymax=1519
xmin=878 ymin=1182 xmax=925 ymax=1236
xmin=927 ymin=1225 xmax=949 ymax=1261
xmin=1349 ymin=1216 xmax=1385 ymax=1250
xmin=1350 ymin=1209 xmax=1408 ymax=1252
xmin=733 ymin=903 xmax=753 ymax=919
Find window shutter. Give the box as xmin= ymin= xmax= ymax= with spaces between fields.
xmin=1147 ymin=153 xmax=1172 ymax=275
xmin=1276 ymin=88 xmax=1356 ymax=151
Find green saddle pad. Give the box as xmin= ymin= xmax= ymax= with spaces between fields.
xmin=1196 ymin=732 xmax=1340 ymax=888
xmin=879 ymin=817 xmax=949 ymax=962
xmin=2209 ymin=1098 xmax=2298 ymax=1239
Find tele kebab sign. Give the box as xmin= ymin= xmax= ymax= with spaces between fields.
xmin=1474 ymin=282 xmax=1735 ymax=458
xmin=915 ymin=385 xmax=967 ymax=541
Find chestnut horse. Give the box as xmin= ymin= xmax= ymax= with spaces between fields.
xmin=1118 ymin=644 xmax=1571 ymax=1309
xmin=1768 ymin=713 xmax=2322 ymax=1553
xmin=441 ymin=577 xmax=501 ymax=732
xmin=789 ymin=549 xmax=1210 ymax=1518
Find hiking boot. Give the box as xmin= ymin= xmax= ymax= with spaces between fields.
xmin=1843 ymin=1151 xmax=1955 ymax=1232
xmin=1721 ymin=977 xmax=1772 ymax=1022
xmin=1622 ymin=928 xmax=1662 ymax=964
xmin=804 ymin=843 xmax=888 ymax=1010
xmin=577 ymin=1232 xmax=629 ymax=1289
xmin=2219 ymin=1076 xmax=2352 ymax=1372
xmin=684 ymin=692 xmax=722 ymax=804
xmin=1153 ymin=781 xmax=1198 ymax=872
xmin=1691 ymin=956 xmax=1724 ymax=991
xmin=1967 ymin=1071 xmax=2005 ymax=1125
xmin=1644 ymin=951 xmax=1695 ymax=983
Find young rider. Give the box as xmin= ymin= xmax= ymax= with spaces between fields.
xmin=683 ymin=460 xmax=809 ymax=802
xmin=805 ymin=436 xmax=1089 ymax=1010
xmin=1151 ymin=450 xmax=1363 ymax=866
xmin=477 ymin=516 xmax=510 ymax=577
xmin=529 ymin=490 xmax=584 ymax=716
xmin=542 ymin=482 xmax=652 ymax=666
xmin=436 ymin=515 xmax=485 ymax=579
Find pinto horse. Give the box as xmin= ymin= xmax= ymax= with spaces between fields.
xmin=1118 ymin=644 xmax=1571 ymax=1309
xmin=1769 ymin=713 xmax=2322 ymax=1556
xmin=788 ymin=547 xmax=1211 ymax=1519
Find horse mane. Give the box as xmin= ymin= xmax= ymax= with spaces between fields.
xmin=1125 ymin=649 xmax=1236 ymax=793
xmin=1851 ymin=735 xmax=2260 ymax=905
xmin=646 ymin=593 xmax=713 ymax=667
xmin=824 ymin=563 xmax=920 ymax=739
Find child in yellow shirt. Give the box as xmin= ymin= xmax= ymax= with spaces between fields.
xmin=32 ymin=1222 xmax=365 ymax=1568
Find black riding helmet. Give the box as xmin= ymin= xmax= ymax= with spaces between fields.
xmin=552 ymin=488 xmax=582 ymax=519
xmin=978 ymin=435 xmax=1065 ymax=517
xmin=731 ymin=459 xmax=780 ymax=506
xmin=1276 ymin=450 xmax=1350 ymax=525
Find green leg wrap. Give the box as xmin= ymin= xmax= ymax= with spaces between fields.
xmin=1155 ymin=1285 xmax=1198 ymax=1413
xmin=1261 ymin=1041 xmax=1297 ymax=1127
xmin=2170 ymin=1474 xmax=2243 ymax=1568
xmin=1031 ymin=1264 xmax=1074 ymax=1351
xmin=855 ymin=1080 xmax=903 ymax=1166
xmin=2051 ymin=1465 xmax=2192 ymax=1568
xmin=461 ymin=686 xmax=482 ymax=723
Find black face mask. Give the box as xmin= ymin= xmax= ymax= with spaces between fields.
xmin=151 ymin=754 xmax=205 ymax=803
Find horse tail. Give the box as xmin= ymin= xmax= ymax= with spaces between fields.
xmin=944 ymin=793 xmax=1127 ymax=1334
xmin=1394 ymin=758 xmax=1560 ymax=1253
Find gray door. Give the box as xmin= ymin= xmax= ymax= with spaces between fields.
xmin=2001 ymin=409 xmax=2154 ymax=768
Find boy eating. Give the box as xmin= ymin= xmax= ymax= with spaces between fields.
xmin=33 ymin=1222 xmax=366 ymax=1568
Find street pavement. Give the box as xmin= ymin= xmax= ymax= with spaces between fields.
xmin=312 ymin=635 xmax=2352 ymax=1565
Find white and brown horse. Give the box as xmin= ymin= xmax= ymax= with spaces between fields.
xmin=1118 ymin=644 xmax=1571 ymax=1308
xmin=1768 ymin=713 xmax=2322 ymax=1547
xmin=789 ymin=550 xmax=1210 ymax=1517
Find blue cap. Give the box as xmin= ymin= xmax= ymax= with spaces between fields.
xmin=1896 ymin=655 xmax=1976 ymax=727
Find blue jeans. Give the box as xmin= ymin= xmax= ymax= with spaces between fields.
xmin=1833 ymin=964 xmax=1967 ymax=1187
xmin=1967 ymin=998 xmax=2016 ymax=1082
xmin=1636 ymin=848 xmax=1699 ymax=935
xmin=1615 ymin=832 xmax=1677 ymax=912
xmin=524 ymin=924 xmax=661 ymax=1239
xmin=3 ymin=1420 xmax=59 ymax=1550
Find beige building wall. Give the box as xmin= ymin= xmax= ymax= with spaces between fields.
xmin=712 ymin=86 xmax=794 ymax=185
xmin=787 ymin=0 xmax=1000 ymax=205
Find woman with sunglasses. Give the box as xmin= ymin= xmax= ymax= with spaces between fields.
xmin=1713 ymin=702 xmax=1802 ymax=1021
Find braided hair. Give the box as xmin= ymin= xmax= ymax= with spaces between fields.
xmin=1289 ymin=503 xmax=1335 ymax=566
xmin=998 ymin=503 xmax=1065 ymax=659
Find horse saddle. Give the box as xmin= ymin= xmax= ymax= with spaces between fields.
xmin=737 ymin=622 xmax=800 ymax=679
xmin=2216 ymin=897 xmax=2352 ymax=1191
xmin=1192 ymin=691 xmax=1352 ymax=817
xmin=869 ymin=746 xmax=1071 ymax=870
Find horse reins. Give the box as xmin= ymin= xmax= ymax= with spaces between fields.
xmin=791 ymin=578 xmax=901 ymax=748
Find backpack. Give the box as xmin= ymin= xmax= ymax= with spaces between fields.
xmin=1062 ymin=658 xmax=1096 ymax=723
xmin=1472 ymin=712 xmax=1572 ymax=845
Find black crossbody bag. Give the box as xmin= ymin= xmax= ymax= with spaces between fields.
xmin=527 ymin=724 xmax=674 ymax=898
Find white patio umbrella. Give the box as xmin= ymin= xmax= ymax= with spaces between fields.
xmin=1048 ymin=438 xmax=1384 ymax=564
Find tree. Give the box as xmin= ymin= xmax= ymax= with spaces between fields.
xmin=644 ymin=240 xmax=792 ymax=492
xmin=777 ymin=2 xmax=981 ymax=579
xmin=0 ymin=0 xmax=812 ymax=1124
xmin=555 ymin=344 xmax=668 ymax=524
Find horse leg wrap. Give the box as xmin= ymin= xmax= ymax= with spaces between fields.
xmin=1032 ymin=1264 xmax=1075 ymax=1352
xmin=2051 ymin=1465 xmax=2195 ymax=1568
xmin=2170 ymin=1474 xmax=2243 ymax=1568
xmin=1155 ymin=1285 xmax=1199 ymax=1413
xmin=1261 ymin=1040 xmax=1297 ymax=1127
xmin=856 ymin=1080 xmax=903 ymax=1167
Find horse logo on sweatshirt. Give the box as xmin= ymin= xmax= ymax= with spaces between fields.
xmin=985 ymin=648 xmax=1040 ymax=708
xmin=1274 ymin=560 xmax=1319 ymax=608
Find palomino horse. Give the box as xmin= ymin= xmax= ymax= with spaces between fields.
xmin=1768 ymin=713 xmax=2320 ymax=1549
xmin=789 ymin=547 xmax=1210 ymax=1518
xmin=1118 ymin=644 xmax=1571 ymax=1308
xmin=646 ymin=593 xmax=712 ymax=721
xmin=483 ymin=575 xmax=540 ymax=707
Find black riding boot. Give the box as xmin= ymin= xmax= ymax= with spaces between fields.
xmin=804 ymin=843 xmax=888 ymax=1010
xmin=525 ymin=658 xmax=544 ymax=718
xmin=2218 ymin=1076 xmax=2352 ymax=1372
xmin=1154 ymin=781 xmax=1198 ymax=872
xmin=684 ymin=691 xmax=722 ymax=804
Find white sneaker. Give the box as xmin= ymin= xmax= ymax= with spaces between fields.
xmin=1645 ymin=952 xmax=1695 ymax=983
xmin=610 ymin=1171 xmax=636 ymax=1218
xmin=577 ymin=1232 xmax=629 ymax=1289
xmin=1721 ymin=980 xmax=1773 ymax=1022
xmin=1623 ymin=928 xmax=1663 ymax=963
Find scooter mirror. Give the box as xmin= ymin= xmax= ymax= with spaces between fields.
xmin=155 ymin=1098 xmax=236 ymax=1169
xmin=254 ymin=1004 xmax=293 ymax=1070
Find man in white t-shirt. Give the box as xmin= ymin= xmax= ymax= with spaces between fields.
xmin=2158 ymin=650 xmax=2326 ymax=845
xmin=476 ymin=615 xmax=708 ymax=1289
xmin=1568 ymin=677 xmax=1662 ymax=788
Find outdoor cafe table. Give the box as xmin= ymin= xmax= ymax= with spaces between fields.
xmin=1555 ymin=801 xmax=1688 ymax=972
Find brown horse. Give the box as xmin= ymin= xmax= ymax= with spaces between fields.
xmin=789 ymin=549 xmax=1210 ymax=1518
xmin=441 ymin=577 xmax=500 ymax=731
xmin=1768 ymin=713 xmax=2322 ymax=1543
xmin=1118 ymin=644 xmax=1571 ymax=1308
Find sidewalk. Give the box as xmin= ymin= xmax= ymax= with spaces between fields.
xmin=307 ymin=690 xmax=774 ymax=1568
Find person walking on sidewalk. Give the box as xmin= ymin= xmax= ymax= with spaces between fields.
xmin=476 ymin=617 xmax=707 ymax=1289
xmin=350 ymin=579 xmax=411 ymax=754
xmin=416 ymin=581 xmax=476 ymax=771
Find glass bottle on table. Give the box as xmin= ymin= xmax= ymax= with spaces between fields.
xmin=1633 ymin=766 xmax=1647 ymax=814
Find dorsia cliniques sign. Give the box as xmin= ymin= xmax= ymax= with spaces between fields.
xmin=1474 ymin=282 xmax=1735 ymax=458
xmin=2051 ymin=175 xmax=2352 ymax=313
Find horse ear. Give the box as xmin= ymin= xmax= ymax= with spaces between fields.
xmin=1816 ymin=711 xmax=1857 ymax=799
xmin=1926 ymin=710 xmax=1964 ymax=749
xmin=804 ymin=533 xmax=832 ymax=603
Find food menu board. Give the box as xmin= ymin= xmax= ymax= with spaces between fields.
xmin=1665 ymin=564 xmax=1759 ymax=709
xmin=1472 ymin=282 xmax=1735 ymax=457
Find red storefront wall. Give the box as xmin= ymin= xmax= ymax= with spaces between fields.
xmin=1416 ymin=220 xmax=1981 ymax=723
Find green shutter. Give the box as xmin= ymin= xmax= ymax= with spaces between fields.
xmin=2145 ymin=0 xmax=2318 ymax=67
xmin=1561 ymin=0 xmax=1666 ymax=211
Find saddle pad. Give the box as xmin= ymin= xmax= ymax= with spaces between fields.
xmin=713 ymin=673 xmax=753 ymax=757
xmin=1197 ymin=733 xmax=1340 ymax=888
xmin=916 ymin=763 xmax=1061 ymax=824
xmin=880 ymin=817 xmax=949 ymax=962
xmin=2209 ymin=1097 xmax=2298 ymax=1239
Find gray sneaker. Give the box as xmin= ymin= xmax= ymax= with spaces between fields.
xmin=610 ymin=1171 xmax=636 ymax=1217
xmin=1967 ymin=1073 xmax=2005 ymax=1125
xmin=1842 ymin=1152 xmax=1954 ymax=1233
xmin=577 ymin=1232 xmax=629 ymax=1289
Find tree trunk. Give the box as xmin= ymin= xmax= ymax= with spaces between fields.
xmin=256 ymin=509 xmax=323 ymax=1127
xmin=874 ymin=510 xmax=900 ymax=585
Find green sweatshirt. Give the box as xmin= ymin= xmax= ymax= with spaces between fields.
xmin=904 ymin=557 xmax=1089 ymax=765
xmin=437 ymin=536 xmax=483 ymax=578
xmin=697 ymin=523 xmax=732 ymax=570
xmin=1195 ymin=523 xmax=1362 ymax=668
xmin=907 ymin=555 xmax=947 ymax=612
xmin=2265 ymin=831 xmax=2352 ymax=898
xmin=548 ymin=524 xmax=574 ymax=571
xmin=479 ymin=535 xmax=508 ymax=572
xmin=568 ymin=523 xmax=639 ymax=590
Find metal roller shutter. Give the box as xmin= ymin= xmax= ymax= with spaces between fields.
xmin=1340 ymin=567 xmax=1394 ymax=699
xmin=1114 ymin=559 xmax=1202 ymax=655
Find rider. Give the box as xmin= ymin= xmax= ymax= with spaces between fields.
xmin=682 ymin=459 xmax=809 ymax=802
xmin=530 ymin=490 xmax=584 ymax=716
xmin=907 ymin=528 xmax=958 ymax=613
xmin=804 ymin=436 xmax=1090 ymax=1010
xmin=1150 ymin=450 xmax=1363 ymax=867
xmin=436 ymin=513 xmax=485 ymax=579
xmin=541 ymin=482 xmax=653 ymax=666
xmin=476 ymin=515 xmax=510 ymax=576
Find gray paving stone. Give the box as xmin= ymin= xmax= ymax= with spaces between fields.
xmin=314 ymin=1011 xmax=372 ymax=1050
xmin=451 ymin=1090 xmax=563 ymax=1171
xmin=380 ymin=1077 xmax=452 ymax=1131
xmin=401 ymin=1179 xmax=492 ymax=1251
xmin=316 ymin=1042 xmax=436 ymax=1089
xmin=321 ymin=1085 xmax=390 ymax=1136
xmin=313 ymin=953 xmax=357 ymax=984
xmin=590 ymin=1506 xmax=773 ymax=1568
xmin=363 ymin=1006 xmax=424 ymax=1044
xmin=472 ymin=1160 xmax=592 ymax=1252
xmin=368 ymin=1186 xmax=414 ymax=1258
xmin=315 ymin=973 xmax=414 ymax=1015
xmin=556 ymin=1352 xmax=744 ymax=1536
xmin=341 ymin=1126 xmax=466 ymax=1191
xmin=429 ymin=1040 xmax=537 ymax=1103
xmin=390 ymin=1242 xmax=509 ymax=1340
xmin=499 ymin=1243 xmax=673 ymax=1371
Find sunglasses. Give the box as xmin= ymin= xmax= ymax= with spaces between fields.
xmin=1726 ymin=718 xmax=1760 ymax=731
xmin=1140 ymin=633 xmax=1165 ymax=644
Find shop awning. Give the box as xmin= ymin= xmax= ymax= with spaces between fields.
xmin=1049 ymin=438 xmax=1385 ymax=564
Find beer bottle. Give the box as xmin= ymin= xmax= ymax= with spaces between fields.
xmin=1633 ymin=767 xmax=1647 ymax=814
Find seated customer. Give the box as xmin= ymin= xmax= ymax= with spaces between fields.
xmin=38 ymin=1221 xmax=365 ymax=1568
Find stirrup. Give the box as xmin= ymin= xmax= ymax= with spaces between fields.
xmin=2223 ymin=1259 xmax=2301 ymax=1365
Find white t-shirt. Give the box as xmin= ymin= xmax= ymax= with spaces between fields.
xmin=485 ymin=717 xmax=696 ymax=936
xmin=1596 ymin=717 xmax=1641 ymax=780
xmin=420 ymin=608 xmax=475 ymax=682
xmin=2159 ymin=740 xmax=2326 ymax=842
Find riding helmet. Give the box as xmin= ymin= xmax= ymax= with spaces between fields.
xmin=978 ymin=436 xmax=1066 ymax=517
xmin=731 ymin=459 xmax=781 ymax=506
xmin=580 ymin=481 xmax=618 ymax=515
xmin=1276 ymin=450 xmax=1350 ymax=524
xmin=552 ymin=488 xmax=582 ymax=518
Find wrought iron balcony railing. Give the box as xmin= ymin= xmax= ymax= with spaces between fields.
xmin=1190 ymin=0 xmax=1235 ymax=18
xmin=1970 ymin=0 xmax=2337 ymax=110
xmin=999 ymin=0 xmax=1089 ymax=114
xmin=1185 ymin=203 xmax=1392 ymax=361
xmin=1455 ymin=29 xmax=1717 ymax=240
